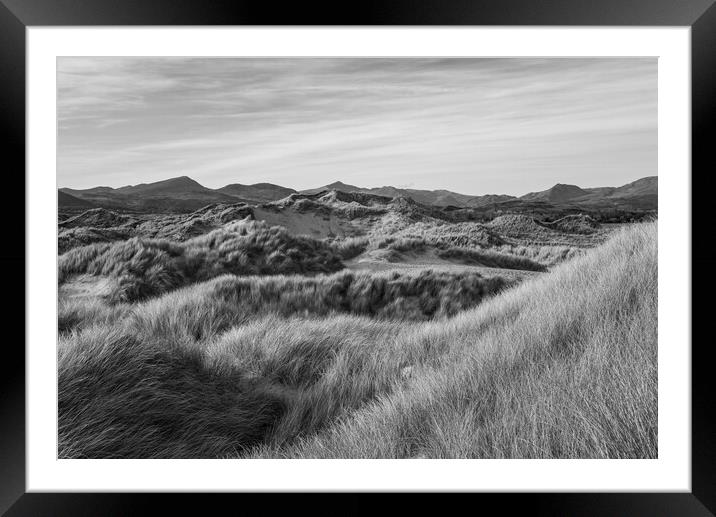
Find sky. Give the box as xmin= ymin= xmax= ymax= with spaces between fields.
xmin=57 ymin=57 xmax=657 ymax=196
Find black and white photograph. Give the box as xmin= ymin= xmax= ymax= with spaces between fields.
xmin=56 ymin=57 xmax=658 ymax=459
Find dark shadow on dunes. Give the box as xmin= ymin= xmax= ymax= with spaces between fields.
xmin=58 ymin=332 xmax=285 ymax=458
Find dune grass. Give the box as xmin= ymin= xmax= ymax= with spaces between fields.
xmin=143 ymin=269 xmax=513 ymax=327
xmin=256 ymin=222 xmax=657 ymax=458
xmin=57 ymin=222 xmax=657 ymax=459
xmin=374 ymin=221 xmax=504 ymax=249
xmin=328 ymin=236 xmax=370 ymax=260
xmin=375 ymin=235 xmax=547 ymax=271
xmin=58 ymin=219 xmax=345 ymax=302
xmin=58 ymin=294 xmax=131 ymax=334
xmin=58 ymin=328 xmax=284 ymax=458
xmin=436 ymin=246 xmax=547 ymax=272
xmin=493 ymin=243 xmax=583 ymax=267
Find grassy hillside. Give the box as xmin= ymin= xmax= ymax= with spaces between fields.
xmin=58 ymin=221 xmax=657 ymax=458
xmin=258 ymin=222 xmax=657 ymax=458
xmin=60 ymin=269 xmax=513 ymax=337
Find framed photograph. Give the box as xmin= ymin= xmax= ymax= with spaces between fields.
xmin=4 ymin=0 xmax=713 ymax=513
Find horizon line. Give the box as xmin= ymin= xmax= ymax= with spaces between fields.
xmin=58 ymin=173 xmax=657 ymax=199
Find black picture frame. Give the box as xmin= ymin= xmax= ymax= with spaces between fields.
xmin=2 ymin=0 xmax=713 ymax=514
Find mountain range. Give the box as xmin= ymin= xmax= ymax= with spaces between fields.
xmin=301 ymin=181 xmax=516 ymax=208
xmin=59 ymin=175 xmax=657 ymax=213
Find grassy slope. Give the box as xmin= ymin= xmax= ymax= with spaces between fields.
xmin=254 ymin=221 xmax=657 ymax=458
xmin=58 ymin=222 xmax=656 ymax=458
xmin=60 ymin=269 xmax=513 ymax=335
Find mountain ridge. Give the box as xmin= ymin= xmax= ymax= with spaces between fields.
xmin=217 ymin=182 xmax=296 ymax=203
xmin=60 ymin=175 xmax=657 ymax=213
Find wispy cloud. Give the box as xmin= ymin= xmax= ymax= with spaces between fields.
xmin=58 ymin=58 xmax=656 ymax=194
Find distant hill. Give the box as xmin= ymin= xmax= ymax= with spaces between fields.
xmin=302 ymin=182 xmax=517 ymax=208
xmin=58 ymin=190 xmax=95 ymax=209
xmin=606 ymin=176 xmax=658 ymax=199
xmin=216 ymin=182 xmax=296 ymax=203
xmin=465 ymin=194 xmax=518 ymax=208
xmin=114 ymin=176 xmax=209 ymax=196
xmin=59 ymin=175 xmax=657 ymax=214
xmin=521 ymin=184 xmax=590 ymax=203
xmin=519 ymin=176 xmax=657 ymax=210
xmin=61 ymin=176 xmax=244 ymax=212
xmin=302 ymin=181 xmax=362 ymax=195
xmin=302 ymin=177 xmax=655 ymax=211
